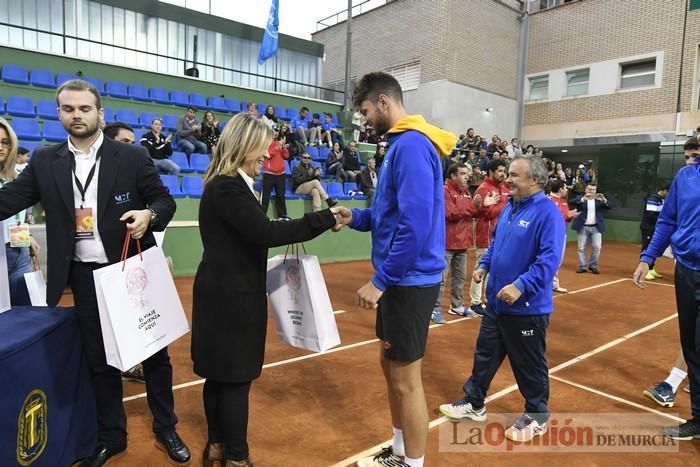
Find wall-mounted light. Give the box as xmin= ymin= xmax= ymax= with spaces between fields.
xmin=561 ymin=149 xmax=569 ymax=153
xmin=485 ymin=107 xmax=494 ymax=112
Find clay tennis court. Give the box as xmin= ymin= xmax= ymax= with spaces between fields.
xmin=68 ymin=241 xmax=700 ymax=466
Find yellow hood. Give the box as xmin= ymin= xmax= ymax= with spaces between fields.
xmin=387 ymin=115 xmax=457 ymax=157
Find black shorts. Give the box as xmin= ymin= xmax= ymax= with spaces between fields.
xmin=376 ymin=284 xmax=441 ymax=362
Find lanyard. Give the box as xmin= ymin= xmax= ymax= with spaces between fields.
xmin=71 ymin=146 xmax=103 ymax=209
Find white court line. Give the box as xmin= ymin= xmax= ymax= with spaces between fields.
xmin=332 ymin=310 xmax=680 ymax=467
xmin=121 ymin=278 xmax=662 ymax=404
xmin=333 ymin=310 xmax=346 ymax=315
xmin=550 ymin=375 xmax=686 ymax=423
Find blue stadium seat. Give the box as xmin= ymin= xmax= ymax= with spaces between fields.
xmin=170 ymin=90 xmax=189 ymax=107
xmin=102 ymin=107 xmax=115 ymax=123
xmin=284 ymin=178 xmax=300 ymax=199
xmin=115 ymin=109 xmax=139 ymax=127
xmin=6 ymin=96 xmax=35 ymax=117
xmin=170 ymin=152 xmax=193 ymax=173
xmin=2 ymin=65 xmax=29 ymax=85
xmin=160 ymin=175 xmax=185 ymax=198
xmin=182 ymin=176 xmax=203 ymax=198
xmin=190 ymin=153 xmax=210 ymax=174
xmin=36 ymin=99 xmax=58 ymax=120
xmin=257 ymin=103 xmax=267 ymax=116
xmin=83 ymin=76 xmax=104 ymax=93
xmin=133 ymin=129 xmax=145 ymax=141
xmin=207 ymin=96 xmax=229 ymax=113
xmin=161 ymin=114 xmax=178 ymax=131
xmin=345 ymin=182 xmax=367 ymax=199
xmin=139 ymin=112 xmax=159 ymax=128
xmin=56 ymin=72 xmax=78 ymax=86
xmin=225 ymin=99 xmax=241 ymax=113
xmin=18 ymin=140 xmax=45 ymax=154
xmin=189 ymin=93 xmax=208 ymax=110
xmin=0 ymin=96 xmax=3 ymax=114
xmin=274 ymin=106 xmax=285 ymax=119
xmin=327 ymin=181 xmax=351 ymax=200
xmin=149 ymin=87 xmax=171 ymax=105
xmin=30 ymin=69 xmax=56 ymax=88
xmin=319 ymin=147 xmax=330 ymax=161
xmin=128 ymin=84 xmax=151 ymax=102
xmin=253 ymin=180 xmax=262 ymax=193
xmin=306 ymin=146 xmax=321 ymax=161
xmin=286 ymin=108 xmax=297 ymax=119
xmin=105 ymin=81 xmax=129 ymax=99
xmin=42 ymin=120 xmax=69 ymax=142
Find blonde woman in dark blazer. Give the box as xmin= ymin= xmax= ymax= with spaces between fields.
xmin=191 ymin=113 xmax=347 ymax=466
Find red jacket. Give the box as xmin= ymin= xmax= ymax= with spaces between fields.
xmin=444 ymin=179 xmax=480 ymax=250
xmin=263 ymin=140 xmax=290 ymax=175
xmin=474 ymin=177 xmax=511 ymax=248
xmin=548 ymin=194 xmax=574 ymax=222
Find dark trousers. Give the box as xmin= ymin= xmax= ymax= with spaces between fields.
xmin=462 ymin=305 xmax=550 ymax=423
xmin=203 ymin=379 xmax=252 ymax=461
xmin=674 ymin=261 xmax=700 ymax=421
xmin=69 ymin=261 xmax=178 ymax=450
xmin=261 ymin=173 xmax=287 ymax=218
xmin=641 ymin=228 xmax=655 ymax=269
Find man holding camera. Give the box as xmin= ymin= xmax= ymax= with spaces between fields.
xmin=571 ymin=183 xmax=612 ymax=274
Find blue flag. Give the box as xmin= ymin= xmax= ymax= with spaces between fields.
xmin=258 ymin=0 xmax=279 ymax=65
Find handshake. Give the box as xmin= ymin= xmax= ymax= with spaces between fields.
xmin=330 ymin=206 xmax=352 ymax=232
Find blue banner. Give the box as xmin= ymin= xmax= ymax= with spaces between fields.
xmin=258 ymin=0 xmax=280 ymax=65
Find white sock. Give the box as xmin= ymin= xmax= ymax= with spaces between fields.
xmin=665 ymin=367 xmax=687 ymax=393
xmin=405 ymin=455 xmax=424 ymax=467
xmin=392 ymin=427 xmax=405 ymax=457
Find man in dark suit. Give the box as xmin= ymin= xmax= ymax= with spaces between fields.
xmin=0 ymin=80 xmax=190 ymax=466
xmin=571 ymin=183 xmax=612 ymax=274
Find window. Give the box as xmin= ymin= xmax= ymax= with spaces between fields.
xmin=387 ymin=62 xmax=420 ymax=91
xmin=566 ymin=69 xmax=589 ymax=96
xmin=528 ymin=75 xmax=549 ymax=100
xmin=620 ymin=59 xmax=656 ymax=89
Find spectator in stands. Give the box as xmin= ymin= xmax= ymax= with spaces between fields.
xmin=141 ymin=118 xmax=179 ymax=176
xmin=506 ymin=137 xmax=522 ymax=159
xmin=374 ymin=144 xmax=386 ymax=176
xmin=572 ymin=183 xmax=611 ymax=274
xmin=321 ymin=112 xmax=343 ymax=147
xmin=352 ymin=110 xmax=363 ymax=142
xmin=308 ymin=113 xmax=325 ymax=146
xmin=0 ymin=117 xmax=38 ymax=306
xmin=176 ymin=106 xmax=208 ymax=157
xmin=469 ymin=158 xmax=509 ymax=315
xmin=326 ymin=141 xmax=343 ymax=179
xmin=246 ymin=101 xmax=258 ymax=117
xmin=443 ymin=150 xmax=463 ymax=181
xmin=292 ymin=152 xmax=337 ymax=211
xmin=340 ymin=141 xmax=362 ymax=183
xmin=564 ymin=167 xmax=574 ymax=188
xmin=200 ymin=111 xmax=222 ymax=154
xmin=572 ymin=167 xmax=586 ymax=195
xmin=292 ymin=106 xmax=316 ymax=146
xmin=261 ymin=126 xmax=291 ymax=220
xmin=555 ymin=163 xmax=566 ymax=181
xmin=15 ymin=146 xmax=30 ymax=176
xmin=477 ymin=148 xmax=489 ymax=172
xmin=639 ymin=184 xmax=670 ymax=281
xmin=358 ymin=157 xmax=378 ymax=205
xmin=487 ymin=136 xmax=500 ymax=155
xmin=262 ymin=105 xmax=277 ymax=128
xmin=459 ymin=128 xmax=479 ymax=152
xmin=103 ymin=122 xmax=135 ymax=144
xmin=525 ymin=144 xmax=535 ymax=155
xmin=548 ymin=179 xmax=579 ymax=293
xmin=586 ymin=168 xmax=597 ymax=184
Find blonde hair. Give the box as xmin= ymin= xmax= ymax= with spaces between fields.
xmin=204 ymin=113 xmax=273 ymax=184
xmin=0 ymin=117 xmax=19 ymax=182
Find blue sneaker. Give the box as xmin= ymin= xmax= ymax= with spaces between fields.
xmin=643 ymin=381 xmax=676 ymax=407
xmin=431 ymin=307 xmax=446 ymax=324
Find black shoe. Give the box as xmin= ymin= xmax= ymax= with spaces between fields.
xmin=121 ymin=364 xmax=145 ymax=383
xmin=326 ymin=198 xmax=338 ymax=208
xmin=589 ymin=267 xmax=600 ymax=274
xmin=576 ymin=268 xmax=587 ymax=273
xmin=469 ymin=304 xmax=485 ymax=316
xmin=155 ymin=430 xmax=191 ymax=465
xmin=663 ymin=420 xmax=700 ymax=440
xmin=79 ymin=444 xmax=126 ymax=467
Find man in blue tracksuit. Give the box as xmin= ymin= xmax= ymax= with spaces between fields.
xmin=633 ymin=135 xmax=700 ymax=441
xmin=339 ymin=72 xmax=456 ymax=467
xmin=439 ymin=154 xmax=565 ymax=443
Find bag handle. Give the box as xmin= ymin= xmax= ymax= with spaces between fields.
xmin=282 ymin=243 xmax=307 ymax=264
xmin=120 ymin=230 xmax=143 ymax=271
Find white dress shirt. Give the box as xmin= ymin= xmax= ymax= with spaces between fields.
xmin=585 ymin=199 xmax=596 ymax=226
xmin=237 ymin=168 xmax=258 ymax=201
xmin=68 ymin=131 xmax=109 ymax=263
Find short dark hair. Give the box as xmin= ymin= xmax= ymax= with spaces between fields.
xmin=300 ymin=106 xmax=309 ymax=113
xmin=486 ymin=158 xmax=506 ymax=174
xmin=447 ymin=162 xmax=467 ymax=178
xmin=683 ymin=135 xmax=700 ymax=151
xmin=56 ymin=79 xmax=102 ymax=109
xmin=549 ymin=179 xmax=565 ymax=193
xmin=352 ymin=71 xmax=404 ymax=108
xmin=103 ymin=122 xmax=134 ymax=140
xmin=313 ymin=113 xmax=320 ymax=120
xmin=17 ymin=146 xmax=30 ymax=156
xmin=325 ymin=112 xmax=332 ymax=117
xmin=187 ymin=105 xmax=198 ymax=112
xmin=659 ymin=183 xmax=671 ymax=192
xmin=151 ymin=118 xmax=162 ymax=125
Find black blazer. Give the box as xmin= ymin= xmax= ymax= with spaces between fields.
xmin=0 ymin=137 xmax=175 ymax=306
xmin=191 ymin=175 xmax=335 ymax=382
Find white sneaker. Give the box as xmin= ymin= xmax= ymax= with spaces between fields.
xmin=439 ymin=398 xmax=487 ymax=421
xmin=553 ymin=287 xmax=568 ymax=293
xmin=504 ymin=414 xmax=548 ymax=442
xmin=448 ymin=305 xmax=465 ymax=316
xmin=356 ymin=446 xmax=406 ymax=467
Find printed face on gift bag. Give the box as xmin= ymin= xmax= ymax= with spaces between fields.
xmin=285 ymin=266 xmax=301 ymax=305
xmin=125 ymin=267 xmax=149 ymax=310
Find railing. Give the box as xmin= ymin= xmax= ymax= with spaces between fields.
xmin=0 ymin=22 xmax=345 ymax=104
xmin=316 ymin=0 xmax=390 ymax=32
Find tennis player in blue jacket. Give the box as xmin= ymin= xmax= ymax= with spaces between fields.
xmin=439 ymin=154 xmax=565 ymax=443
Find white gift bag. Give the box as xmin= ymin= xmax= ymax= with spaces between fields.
xmin=93 ymin=233 xmax=190 ymax=371
xmin=24 ymin=255 xmax=47 ymax=306
xmin=0 ymin=245 xmax=10 ymax=313
xmin=266 ymin=252 xmax=340 ymax=352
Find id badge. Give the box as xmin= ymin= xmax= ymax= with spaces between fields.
xmin=75 ymin=208 xmax=95 ymax=239
xmin=9 ymin=223 xmax=31 ymax=247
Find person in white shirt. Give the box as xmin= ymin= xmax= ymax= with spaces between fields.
xmin=571 ymin=183 xmax=612 ymax=274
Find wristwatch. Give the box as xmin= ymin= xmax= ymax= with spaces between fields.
xmin=148 ymin=208 xmax=159 ymax=228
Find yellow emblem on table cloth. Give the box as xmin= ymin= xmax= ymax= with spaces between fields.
xmin=16 ymin=389 xmax=48 ymax=465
